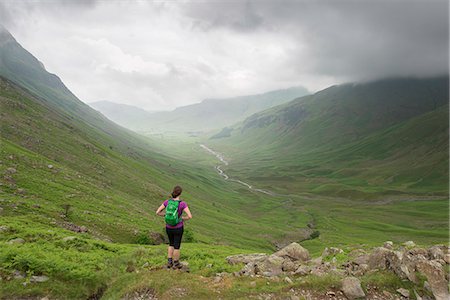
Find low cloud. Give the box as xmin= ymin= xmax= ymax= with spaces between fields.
xmin=0 ymin=0 xmax=447 ymax=110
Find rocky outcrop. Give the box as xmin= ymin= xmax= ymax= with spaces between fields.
xmin=227 ymin=241 xmax=449 ymax=299
xmin=229 ymin=243 xmax=310 ymax=277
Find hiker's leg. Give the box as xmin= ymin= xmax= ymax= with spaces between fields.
xmin=172 ymin=227 xmax=183 ymax=262
xmin=173 ymin=249 xmax=180 ymax=261
xmin=168 ymin=246 xmax=174 ymax=258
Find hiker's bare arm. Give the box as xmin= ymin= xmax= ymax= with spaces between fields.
xmin=182 ymin=207 xmax=192 ymax=220
xmin=156 ymin=204 xmax=165 ymax=216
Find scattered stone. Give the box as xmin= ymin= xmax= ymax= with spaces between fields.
xmin=396 ymin=288 xmax=410 ymax=298
xmin=274 ymin=242 xmax=310 ymax=261
xmin=8 ymin=238 xmax=25 ymax=244
xmin=13 ymin=270 xmax=25 ymax=279
xmin=414 ymin=290 xmax=422 ymax=300
xmin=16 ymin=188 xmax=26 ymax=195
xmin=206 ymin=263 xmax=213 ymax=268
xmin=30 ymin=275 xmax=49 ymax=283
xmin=141 ymin=262 xmax=149 ymax=268
xmin=62 ymin=236 xmax=77 ymax=242
xmin=250 ymin=281 xmax=256 ymax=287
xmin=284 ymin=276 xmax=293 ymax=284
xmin=213 ymin=276 xmax=222 ymax=283
xmin=47 ymin=165 xmax=53 ymax=169
xmin=180 ymin=261 xmax=190 ymax=272
xmin=6 ymin=167 xmax=16 ymax=174
xmin=341 ymin=277 xmax=365 ymax=300
xmin=384 ymin=241 xmax=394 ymax=249
xmin=322 ymin=247 xmax=343 ymax=257
xmin=382 ymin=290 xmax=393 ymax=298
xmin=403 ymin=241 xmax=416 ymax=248
xmin=0 ymin=225 xmax=8 ymax=232
xmin=294 ymin=265 xmax=311 ymax=276
xmin=326 ymin=291 xmax=336 ymax=297
xmin=290 ymin=296 xmax=300 ymax=300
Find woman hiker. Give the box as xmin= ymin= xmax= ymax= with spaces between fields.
xmin=155 ymin=185 xmax=193 ymax=269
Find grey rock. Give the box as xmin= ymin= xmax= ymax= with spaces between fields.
xmin=8 ymin=238 xmax=25 ymax=244
xmin=428 ymin=245 xmax=445 ymax=260
xmin=6 ymin=167 xmax=16 ymax=174
xmin=322 ymin=247 xmax=343 ymax=257
xmin=13 ymin=270 xmax=25 ymax=279
xmin=273 ymin=242 xmax=309 ymax=262
xmin=47 ymin=165 xmax=53 ymax=169
xmin=384 ymin=241 xmax=394 ymax=249
xmin=282 ymin=259 xmax=298 ymax=272
xmin=396 ymin=288 xmax=410 ymax=298
xmin=226 ymin=253 xmax=268 ymax=265
xmin=30 ymin=275 xmax=49 ymax=283
xmin=294 ymin=265 xmax=311 ymax=276
xmin=416 ymin=260 xmax=449 ymax=300
xmin=255 ymin=255 xmax=284 ymax=276
xmin=0 ymin=225 xmax=8 ymax=232
xmin=284 ymin=276 xmax=293 ymax=284
xmin=403 ymin=241 xmax=416 ymax=248
xmin=341 ymin=277 xmax=365 ymax=300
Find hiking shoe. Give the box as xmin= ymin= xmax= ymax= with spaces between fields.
xmin=166 ymin=261 xmax=173 ymax=269
xmin=172 ymin=261 xmax=182 ymax=270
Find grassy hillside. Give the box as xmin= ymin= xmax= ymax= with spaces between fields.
xmin=209 ymin=77 xmax=449 ymax=198
xmin=0 ymin=27 xmax=448 ymax=299
xmin=130 ymin=86 xmax=309 ymax=133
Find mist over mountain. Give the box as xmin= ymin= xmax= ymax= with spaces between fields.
xmin=89 ymin=100 xmax=157 ymax=130
xmin=137 ymin=86 xmax=309 ymax=133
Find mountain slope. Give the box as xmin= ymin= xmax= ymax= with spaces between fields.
xmin=129 ymin=86 xmax=309 ymax=133
xmin=209 ymin=77 xmax=449 ymax=197
xmin=89 ymin=100 xmax=156 ymax=129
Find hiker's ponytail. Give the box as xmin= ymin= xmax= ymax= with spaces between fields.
xmin=171 ymin=185 xmax=182 ymax=198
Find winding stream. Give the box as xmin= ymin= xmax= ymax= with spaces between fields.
xmin=200 ymin=144 xmax=275 ymax=196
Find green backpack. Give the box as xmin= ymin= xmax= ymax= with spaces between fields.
xmin=165 ymin=199 xmax=181 ymax=226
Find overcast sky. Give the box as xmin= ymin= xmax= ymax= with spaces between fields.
xmin=0 ymin=0 xmax=448 ymax=111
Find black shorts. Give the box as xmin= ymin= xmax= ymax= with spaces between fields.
xmin=166 ymin=227 xmax=184 ymax=249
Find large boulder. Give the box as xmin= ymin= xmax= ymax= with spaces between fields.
xmin=255 ymin=254 xmax=284 ymax=276
xmin=341 ymin=277 xmax=365 ymax=299
xmin=416 ymin=260 xmax=449 ymax=300
xmin=273 ymin=242 xmax=309 ymax=262
xmin=226 ymin=253 xmax=268 ymax=265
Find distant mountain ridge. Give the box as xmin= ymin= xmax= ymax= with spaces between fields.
xmin=89 ymin=100 xmax=156 ymax=129
xmin=92 ymin=86 xmax=310 ymax=132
